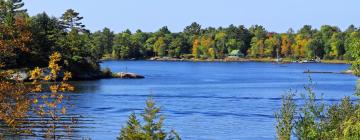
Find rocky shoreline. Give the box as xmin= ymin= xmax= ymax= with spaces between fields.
xmin=147 ymin=57 xmax=350 ymax=64
xmin=102 ymin=57 xmax=350 ymax=64
xmin=8 ymin=68 xmax=145 ymax=82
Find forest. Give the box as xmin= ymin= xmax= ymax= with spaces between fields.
xmin=1 ymin=0 xmax=360 ymax=73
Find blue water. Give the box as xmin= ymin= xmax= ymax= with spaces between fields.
xmin=68 ymin=61 xmax=357 ymax=140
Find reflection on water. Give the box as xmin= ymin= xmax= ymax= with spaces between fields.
xmin=30 ymin=61 xmax=360 ymax=139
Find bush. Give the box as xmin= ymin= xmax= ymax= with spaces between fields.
xmin=275 ymin=79 xmax=360 ymax=140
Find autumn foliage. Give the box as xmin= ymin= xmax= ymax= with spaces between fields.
xmin=0 ymin=52 xmax=75 ymax=138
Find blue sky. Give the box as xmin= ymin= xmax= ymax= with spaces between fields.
xmin=23 ymin=0 xmax=359 ymax=33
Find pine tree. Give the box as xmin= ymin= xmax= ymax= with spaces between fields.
xmin=60 ymin=9 xmax=85 ymax=32
xmin=0 ymin=0 xmax=26 ymax=25
xmin=118 ymin=97 xmax=181 ymax=140
xmin=118 ymin=113 xmax=144 ymax=140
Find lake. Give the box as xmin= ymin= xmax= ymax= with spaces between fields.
xmin=68 ymin=61 xmax=357 ymax=140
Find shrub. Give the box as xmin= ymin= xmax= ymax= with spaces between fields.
xmin=276 ymin=79 xmax=360 ymax=140
xmin=275 ymin=91 xmax=296 ymax=140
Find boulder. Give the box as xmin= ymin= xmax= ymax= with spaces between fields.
xmin=113 ymin=72 xmax=145 ymax=79
xmin=10 ymin=70 xmax=30 ymax=81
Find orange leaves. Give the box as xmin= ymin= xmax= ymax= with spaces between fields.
xmin=0 ymin=78 xmax=31 ymax=133
xmin=192 ymin=36 xmax=216 ymax=59
xmin=63 ymin=72 xmax=72 ymax=81
xmin=0 ymin=15 xmax=31 ymax=58
xmin=281 ymin=34 xmax=292 ymax=57
xmin=192 ymin=38 xmax=200 ymax=59
xmin=1 ymin=52 xmax=75 ymax=137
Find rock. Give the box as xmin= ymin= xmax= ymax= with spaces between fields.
xmin=341 ymin=70 xmax=353 ymax=74
xmin=113 ymin=72 xmax=145 ymax=79
xmin=10 ymin=70 xmax=30 ymax=81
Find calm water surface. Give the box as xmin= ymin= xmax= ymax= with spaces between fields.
xmin=68 ymin=61 xmax=357 ymax=140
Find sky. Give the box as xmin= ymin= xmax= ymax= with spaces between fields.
xmin=23 ymin=0 xmax=360 ymax=33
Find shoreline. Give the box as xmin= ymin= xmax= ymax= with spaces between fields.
xmin=101 ymin=57 xmax=351 ymax=64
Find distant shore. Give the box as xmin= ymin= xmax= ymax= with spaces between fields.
xmin=102 ymin=57 xmax=351 ymax=64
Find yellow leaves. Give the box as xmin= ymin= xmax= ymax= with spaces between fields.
xmin=50 ymin=85 xmax=59 ymax=93
xmin=33 ymin=98 xmax=38 ymax=104
xmin=30 ymin=67 xmax=42 ymax=81
xmin=192 ymin=39 xmax=200 ymax=59
xmin=43 ymin=75 xmax=51 ymax=81
xmin=63 ymin=71 xmax=72 ymax=81
xmin=32 ymin=84 xmax=42 ymax=92
xmin=61 ymin=107 xmax=67 ymax=115
xmin=60 ymin=83 xmax=75 ymax=92
xmin=48 ymin=52 xmax=62 ymax=80
xmin=291 ymin=34 xmax=310 ymax=58
xmin=208 ymin=48 xmax=216 ymax=59
xmin=0 ymin=52 xmax=76 ymax=137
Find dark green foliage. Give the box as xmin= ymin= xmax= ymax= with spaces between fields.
xmin=60 ymin=9 xmax=86 ymax=31
xmin=183 ymin=22 xmax=201 ymax=36
xmin=118 ymin=98 xmax=181 ymax=140
xmin=91 ymin=27 xmax=114 ymax=59
xmin=28 ymin=12 xmax=63 ymax=67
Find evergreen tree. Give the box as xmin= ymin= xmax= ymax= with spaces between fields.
xmin=118 ymin=98 xmax=181 ymax=140
xmin=60 ymin=9 xmax=86 ymax=32
xmin=118 ymin=113 xmax=144 ymax=140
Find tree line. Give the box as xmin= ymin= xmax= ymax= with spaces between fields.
xmin=1 ymin=0 xmax=360 ymax=78
xmin=2 ymin=0 xmax=360 ymax=73
xmin=92 ymin=23 xmax=360 ymax=62
xmin=1 ymin=0 xmax=100 ymax=78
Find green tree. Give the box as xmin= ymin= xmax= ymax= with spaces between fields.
xmin=29 ymin=12 xmax=63 ymax=66
xmin=113 ymin=32 xmax=132 ymax=59
xmin=154 ymin=37 xmax=167 ymax=57
xmin=214 ymin=31 xmax=227 ymax=58
xmin=329 ymin=32 xmax=345 ymax=59
xmin=169 ymin=36 xmax=185 ymax=58
xmin=320 ymin=25 xmax=341 ymax=59
xmin=118 ymin=113 xmax=144 ymax=140
xmin=347 ymin=37 xmax=360 ymax=76
xmin=91 ymin=27 xmax=114 ymax=59
xmin=264 ymin=34 xmax=281 ymax=58
xmin=184 ymin=22 xmax=201 ymax=36
xmin=118 ymin=98 xmax=181 ymax=140
xmin=60 ymin=9 xmax=85 ymax=31
xmin=131 ymin=30 xmax=148 ymax=58
xmin=307 ymin=32 xmax=324 ymax=59
xmin=248 ymin=25 xmax=267 ymax=58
